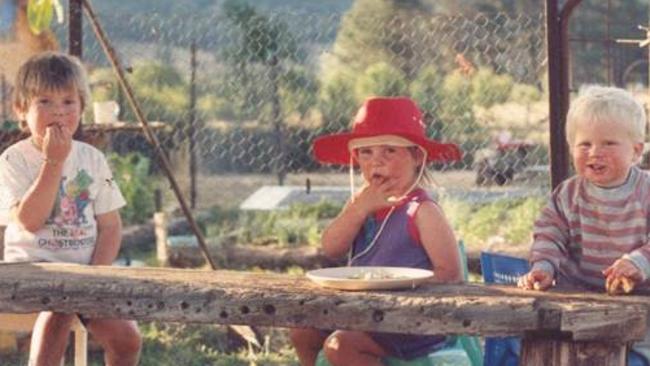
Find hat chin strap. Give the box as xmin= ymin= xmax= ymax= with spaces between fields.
xmin=346 ymin=147 xmax=428 ymax=264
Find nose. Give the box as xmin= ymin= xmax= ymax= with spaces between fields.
xmin=588 ymin=145 xmax=603 ymax=157
xmin=51 ymin=102 xmax=69 ymax=116
xmin=368 ymin=151 xmax=386 ymax=165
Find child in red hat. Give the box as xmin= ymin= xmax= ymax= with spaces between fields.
xmin=290 ymin=96 xmax=464 ymax=365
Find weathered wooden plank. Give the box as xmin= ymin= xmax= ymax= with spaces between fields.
xmin=554 ymin=302 xmax=647 ymax=342
xmin=0 ymin=263 xmax=645 ymax=342
xmin=521 ymin=338 xmax=627 ymax=366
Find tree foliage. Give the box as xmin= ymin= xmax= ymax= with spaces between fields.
xmin=318 ymin=73 xmax=357 ymax=131
xmin=354 ymin=62 xmax=408 ymax=101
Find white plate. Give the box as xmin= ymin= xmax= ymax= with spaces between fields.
xmin=306 ymin=266 xmax=434 ymax=291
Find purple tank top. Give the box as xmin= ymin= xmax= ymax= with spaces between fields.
xmin=349 ymin=189 xmax=448 ymax=359
xmin=350 ymin=189 xmax=432 ymax=270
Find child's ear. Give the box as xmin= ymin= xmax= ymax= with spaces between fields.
xmin=12 ymin=105 xmax=29 ymax=132
xmin=12 ymin=103 xmax=26 ymax=121
xmin=633 ymin=142 xmax=645 ymax=162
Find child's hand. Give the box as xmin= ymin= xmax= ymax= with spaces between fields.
xmin=517 ymin=269 xmax=554 ymax=291
xmin=351 ymin=179 xmax=396 ymax=217
xmin=602 ymin=258 xmax=641 ymax=295
xmin=43 ymin=123 xmax=72 ymax=163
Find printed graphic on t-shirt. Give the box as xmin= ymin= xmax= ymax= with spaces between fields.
xmin=41 ymin=169 xmax=95 ymax=251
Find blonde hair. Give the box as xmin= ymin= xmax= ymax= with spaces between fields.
xmin=13 ymin=52 xmax=91 ymax=129
xmin=566 ymin=85 xmax=647 ymax=145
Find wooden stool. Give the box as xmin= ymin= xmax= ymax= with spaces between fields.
xmin=0 ymin=313 xmax=87 ymax=366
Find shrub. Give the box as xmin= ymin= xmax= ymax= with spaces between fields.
xmin=355 ymin=61 xmax=408 ymax=101
xmin=442 ymin=196 xmax=545 ymax=249
xmin=470 ymin=67 xmax=514 ymax=108
xmin=205 ymin=200 xmax=342 ymax=247
xmin=503 ymin=196 xmax=545 ymax=245
xmin=108 ymin=152 xmax=156 ymax=225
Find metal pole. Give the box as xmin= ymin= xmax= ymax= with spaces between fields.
xmin=546 ymin=0 xmax=568 ymax=189
xmin=606 ymin=0 xmax=611 ymax=84
xmin=268 ymin=54 xmax=285 ymax=186
xmin=546 ymin=0 xmax=582 ymax=189
xmin=80 ymin=0 xmax=218 ymax=270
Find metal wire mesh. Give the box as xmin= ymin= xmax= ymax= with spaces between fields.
xmin=3 ymin=5 xmax=557 ymax=211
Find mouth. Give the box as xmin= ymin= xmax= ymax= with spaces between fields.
xmin=587 ymin=163 xmax=607 ymax=174
xmin=370 ymin=173 xmax=387 ymax=185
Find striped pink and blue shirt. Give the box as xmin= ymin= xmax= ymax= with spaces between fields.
xmin=530 ymin=166 xmax=650 ymax=288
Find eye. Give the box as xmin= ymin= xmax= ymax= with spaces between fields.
xmin=36 ymin=98 xmax=50 ymax=105
xmin=356 ymin=147 xmax=372 ymax=157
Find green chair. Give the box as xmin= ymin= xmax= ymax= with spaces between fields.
xmin=315 ymin=241 xmax=483 ymax=366
xmin=315 ymin=337 xmax=472 ymax=366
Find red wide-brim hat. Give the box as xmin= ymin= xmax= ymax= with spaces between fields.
xmin=313 ymin=96 xmax=462 ymax=165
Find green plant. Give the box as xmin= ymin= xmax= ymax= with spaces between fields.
xmin=26 ymin=0 xmax=63 ymax=35
xmin=205 ymin=200 xmax=341 ymax=247
xmin=470 ymin=67 xmax=514 ymax=108
xmin=108 ymin=152 xmax=156 ymax=225
xmin=355 ymin=62 xmax=408 ymax=101
xmin=503 ymin=196 xmax=545 ymax=245
xmin=461 ymin=199 xmax=513 ymax=246
xmin=442 ymin=196 xmax=545 ymax=250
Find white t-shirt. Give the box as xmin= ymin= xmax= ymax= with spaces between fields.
xmin=0 ymin=139 xmax=125 ymax=264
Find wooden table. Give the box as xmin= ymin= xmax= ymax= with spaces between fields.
xmin=0 ymin=263 xmax=647 ymax=366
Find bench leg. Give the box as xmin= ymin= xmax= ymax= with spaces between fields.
xmin=521 ymin=337 xmax=626 ymax=366
xmin=72 ymin=317 xmax=88 ymax=366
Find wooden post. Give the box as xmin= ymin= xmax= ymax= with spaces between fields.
xmin=154 ymin=212 xmax=168 ymax=266
xmin=521 ymin=338 xmax=627 ymax=366
xmin=68 ymin=0 xmax=83 ymax=58
xmin=153 ymin=189 xmax=168 ymax=265
xmin=0 ymin=226 xmax=4 ymax=261
xmin=1 ymin=73 xmax=6 ymax=122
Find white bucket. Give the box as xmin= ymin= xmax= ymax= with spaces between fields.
xmin=92 ymin=101 xmax=120 ymax=124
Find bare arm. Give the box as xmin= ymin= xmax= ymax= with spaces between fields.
xmin=14 ymin=161 xmax=64 ymax=232
xmin=15 ymin=125 xmax=72 ymax=232
xmin=322 ymin=181 xmax=395 ymax=259
xmin=321 ymin=200 xmax=368 ymax=259
xmin=90 ymin=210 xmax=122 ymax=265
xmin=415 ymin=201 xmax=462 ymax=283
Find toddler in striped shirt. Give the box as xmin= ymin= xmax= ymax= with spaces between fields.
xmin=519 ymin=85 xmax=650 ymax=362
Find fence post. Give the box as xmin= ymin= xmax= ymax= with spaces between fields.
xmin=68 ymin=0 xmax=83 ymax=57
xmin=268 ymin=54 xmax=286 ymax=186
xmin=189 ymin=42 xmax=197 ymax=209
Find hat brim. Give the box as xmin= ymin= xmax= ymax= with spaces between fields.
xmin=313 ymin=132 xmax=462 ymax=165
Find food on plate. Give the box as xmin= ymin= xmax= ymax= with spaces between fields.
xmin=347 ymin=268 xmax=408 ymax=280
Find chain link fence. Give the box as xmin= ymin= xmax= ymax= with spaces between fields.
xmin=3 ymin=5 xmax=555 ymax=212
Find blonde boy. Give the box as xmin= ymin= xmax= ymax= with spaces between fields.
xmin=519 ymin=85 xmax=650 ymax=362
